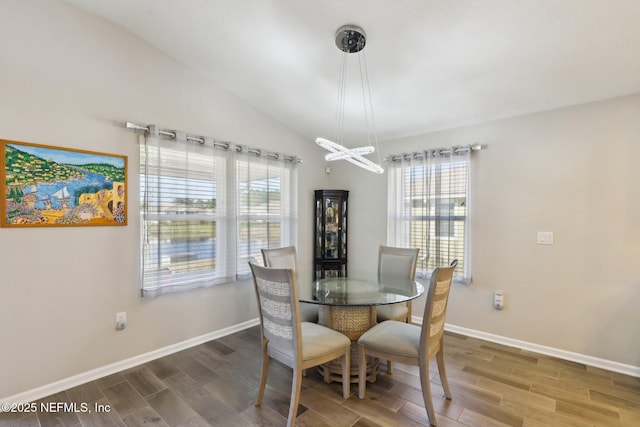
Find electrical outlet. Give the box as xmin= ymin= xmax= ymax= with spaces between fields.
xmin=115 ymin=311 xmax=127 ymax=331
xmin=493 ymin=290 xmax=504 ymax=310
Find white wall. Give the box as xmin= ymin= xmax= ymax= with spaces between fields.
xmin=0 ymin=0 xmax=328 ymax=399
xmin=331 ymin=93 xmax=640 ymax=368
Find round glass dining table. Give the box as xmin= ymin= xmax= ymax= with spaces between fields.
xmin=298 ymin=274 xmax=425 ymax=383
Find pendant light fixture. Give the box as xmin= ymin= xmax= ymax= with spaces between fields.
xmin=315 ymin=25 xmax=384 ymax=174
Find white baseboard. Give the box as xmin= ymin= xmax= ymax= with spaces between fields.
xmin=6 ymin=316 xmax=638 ymax=406
xmin=1 ymin=318 xmax=260 ymax=405
xmin=441 ymin=321 xmax=640 ymax=378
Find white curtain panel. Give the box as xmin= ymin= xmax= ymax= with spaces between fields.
xmin=387 ymin=147 xmax=470 ymax=284
xmin=235 ymin=147 xmax=298 ymax=278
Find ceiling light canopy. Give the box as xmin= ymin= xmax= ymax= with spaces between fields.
xmin=315 ymin=25 xmax=384 ymax=174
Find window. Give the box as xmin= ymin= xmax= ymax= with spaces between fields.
xmin=387 ymin=147 xmax=470 ymax=283
xmin=140 ymin=129 xmax=298 ymax=297
xmin=235 ymin=152 xmax=298 ymax=277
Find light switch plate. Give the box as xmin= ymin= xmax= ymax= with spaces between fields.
xmin=115 ymin=311 xmax=127 ymax=330
xmin=537 ymin=231 xmax=554 ymax=245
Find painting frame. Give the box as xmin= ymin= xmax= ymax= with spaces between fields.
xmin=1 ymin=139 xmax=128 ymax=227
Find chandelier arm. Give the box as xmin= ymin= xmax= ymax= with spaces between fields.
xmin=325 ymin=146 xmax=374 ymax=161
xmin=317 ymin=137 xmax=376 ymax=163
xmin=343 ymin=152 xmax=384 ymax=174
xmin=316 ymin=137 xmax=342 ymax=154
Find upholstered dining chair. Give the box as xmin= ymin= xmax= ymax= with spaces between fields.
xmin=376 ymin=245 xmax=420 ymax=323
xmin=249 ymin=263 xmax=351 ymax=427
xmin=261 ymin=246 xmax=319 ymax=323
xmin=357 ymin=260 xmax=458 ymax=427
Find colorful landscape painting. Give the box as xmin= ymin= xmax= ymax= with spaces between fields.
xmin=1 ymin=139 xmax=127 ymax=227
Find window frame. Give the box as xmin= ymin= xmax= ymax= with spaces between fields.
xmin=139 ymin=130 xmax=298 ymax=297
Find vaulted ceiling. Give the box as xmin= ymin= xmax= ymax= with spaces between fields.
xmin=65 ymin=0 xmax=640 ymax=144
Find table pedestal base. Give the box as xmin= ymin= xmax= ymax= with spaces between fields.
xmin=317 ymin=305 xmax=378 ymax=383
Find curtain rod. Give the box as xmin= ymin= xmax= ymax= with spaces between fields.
xmin=125 ymin=121 xmax=302 ymax=164
xmin=385 ymin=143 xmax=483 ymax=163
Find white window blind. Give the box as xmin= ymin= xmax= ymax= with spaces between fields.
xmin=387 ymin=147 xmax=471 ymax=283
xmin=140 ymin=127 xmax=298 ymax=297
xmin=236 ymin=150 xmax=298 ymax=277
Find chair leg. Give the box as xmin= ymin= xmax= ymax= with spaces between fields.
xmin=419 ymin=359 xmax=437 ymax=426
xmin=436 ymin=348 xmax=452 ymax=399
xmin=256 ymin=339 xmax=271 ymax=407
xmin=323 ymin=363 xmax=331 ymax=383
xmin=287 ymin=367 xmax=303 ymax=427
xmin=358 ymin=344 xmax=367 ymax=399
xmin=385 ymin=306 xmax=411 ymax=376
xmin=341 ymin=347 xmax=351 ymax=399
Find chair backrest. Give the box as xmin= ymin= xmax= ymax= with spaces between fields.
xmin=249 ymin=263 xmax=301 ymax=362
xmin=261 ymin=246 xmax=299 ymax=272
xmin=420 ymin=260 xmax=458 ymax=358
xmin=378 ymin=245 xmax=420 ymax=281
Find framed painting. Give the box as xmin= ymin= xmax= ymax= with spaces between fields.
xmin=1 ymin=139 xmax=127 ymax=227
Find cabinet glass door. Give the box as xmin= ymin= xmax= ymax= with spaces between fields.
xmin=323 ymin=195 xmax=341 ymax=259
xmin=314 ymin=190 xmax=348 ymax=279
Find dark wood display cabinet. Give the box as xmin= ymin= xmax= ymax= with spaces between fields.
xmin=314 ymin=190 xmax=348 ymax=279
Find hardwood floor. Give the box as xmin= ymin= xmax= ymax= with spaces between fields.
xmin=2 ymin=326 xmax=640 ymax=427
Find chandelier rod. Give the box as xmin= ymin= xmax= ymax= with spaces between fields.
xmin=359 ymin=46 xmax=382 ymax=167
xmin=316 ymin=24 xmax=384 ymax=174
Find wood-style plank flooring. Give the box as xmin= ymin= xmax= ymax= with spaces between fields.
xmin=2 ymin=326 xmax=640 ymax=426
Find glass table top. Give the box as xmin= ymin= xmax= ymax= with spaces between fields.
xmin=298 ymin=275 xmax=424 ymax=307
